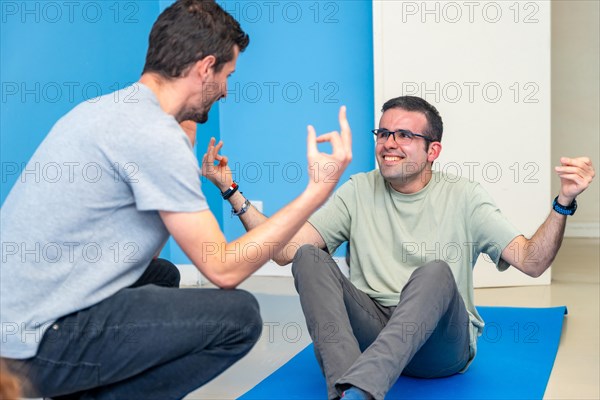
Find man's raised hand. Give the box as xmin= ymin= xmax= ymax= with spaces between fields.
xmin=555 ymin=156 xmax=595 ymax=204
xmin=306 ymin=106 xmax=353 ymax=202
xmin=201 ymin=137 xmax=233 ymax=192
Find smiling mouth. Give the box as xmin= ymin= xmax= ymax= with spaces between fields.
xmin=383 ymin=155 xmax=404 ymax=162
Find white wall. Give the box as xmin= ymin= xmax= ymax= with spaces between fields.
xmin=248 ymin=1 xmax=600 ymax=285
xmin=552 ymin=0 xmax=600 ymax=238
xmin=373 ymin=1 xmax=552 ymax=287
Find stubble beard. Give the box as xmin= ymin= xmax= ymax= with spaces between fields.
xmin=379 ymin=159 xmax=428 ymax=187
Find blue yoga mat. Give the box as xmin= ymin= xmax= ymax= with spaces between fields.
xmin=239 ymin=306 xmax=567 ymax=400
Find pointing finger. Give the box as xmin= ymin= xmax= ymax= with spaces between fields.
xmin=214 ymin=140 xmax=224 ymax=154
xmin=307 ymin=125 xmax=318 ymax=158
xmin=338 ymin=105 xmax=352 ymax=153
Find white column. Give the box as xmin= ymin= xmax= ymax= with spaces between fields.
xmin=374 ymin=1 xmax=551 ymax=287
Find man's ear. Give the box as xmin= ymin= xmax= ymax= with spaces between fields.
xmin=427 ymin=141 xmax=442 ymax=163
xmin=193 ymin=55 xmax=217 ymax=82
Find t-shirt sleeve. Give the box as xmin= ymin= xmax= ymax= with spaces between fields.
xmin=468 ymin=183 xmax=521 ymax=272
xmin=308 ymin=179 xmax=354 ymax=254
xmin=107 ymin=117 xmax=209 ymax=213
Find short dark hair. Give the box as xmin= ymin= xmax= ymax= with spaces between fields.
xmin=381 ymin=96 xmax=443 ymax=143
xmin=142 ymin=0 xmax=249 ymax=78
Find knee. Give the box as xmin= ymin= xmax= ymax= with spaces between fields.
xmin=154 ymin=258 xmax=181 ymax=288
xmin=229 ymin=290 xmax=263 ymax=344
xmin=412 ymin=260 xmax=454 ymax=287
xmin=291 ymin=244 xmax=327 ymax=279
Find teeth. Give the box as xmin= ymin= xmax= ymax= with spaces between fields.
xmin=384 ymin=156 xmax=401 ymax=161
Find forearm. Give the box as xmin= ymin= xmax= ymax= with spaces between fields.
xmin=522 ymin=208 xmax=567 ymax=277
xmin=197 ymin=106 xmax=353 ymax=287
xmin=503 ymin=157 xmax=594 ymax=278
xmin=210 ymin=188 xmax=328 ymax=288
xmin=226 ymin=190 xmax=268 ymax=231
xmin=225 ymin=189 xmax=323 ymax=266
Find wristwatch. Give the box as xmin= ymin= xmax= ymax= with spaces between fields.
xmin=552 ymin=196 xmax=577 ymax=216
xmin=232 ymin=199 xmax=251 ymax=217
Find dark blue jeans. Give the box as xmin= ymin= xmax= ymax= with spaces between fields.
xmin=6 ymin=259 xmax=262 ymax=399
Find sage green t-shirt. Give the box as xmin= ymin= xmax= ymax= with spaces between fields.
xmin=308 ymin=170 xmax=520 ymax=359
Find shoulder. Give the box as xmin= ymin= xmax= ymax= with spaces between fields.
xmin=53 ymin=84 xmax=174 ymax=138
xmin=348 ymin=169 xmax=382 ymax=188
xmin=431 ymin=171 xmax=482 ymax=192
xmin=425 ymin=172 xmax=493 ymax=210
xmin=331 ymin=170 xmax=381 ymax=197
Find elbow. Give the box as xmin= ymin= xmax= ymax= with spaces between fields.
xmin=523 ymin=262 xmax=551 ymax=278
xmin=194 ymin=257 xmax=243 ymax=290
xmin=527 ymin=268 xmax=544 ymax=278
xmin=218 ymin=282 xmax=239 ymax=290
xmin=205 ymin=270 xmax=242 ymax=290
xmin=519 ymin=248 xmax=554 ymax=278
xmin=272 ymin=249 xmax=293 ymax=266
xmin=273 ymin=245 xmax=303 ymax=266
xmin=212 ymin=275 xmax=240 ymax=290
xmin=273 ymin=256 xmax=291 ymax=267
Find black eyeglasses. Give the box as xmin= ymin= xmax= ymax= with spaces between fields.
xmin=372 ymin=128 xmax=433 ymax=145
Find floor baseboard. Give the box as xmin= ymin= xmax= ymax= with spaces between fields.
xmin=565 ymin=222 xmax=600 ymax=238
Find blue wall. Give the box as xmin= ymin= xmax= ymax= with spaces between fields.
xmin=218 ymin=1 xmax=375 ymax=244
xmin=1 ymin=1 xmax=374 ymax=263
xmin=1 ymin=1 xmax=160 ymax=203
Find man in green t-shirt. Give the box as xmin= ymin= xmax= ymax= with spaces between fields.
xmin=203 ymin=96 xmax=595 ymax=400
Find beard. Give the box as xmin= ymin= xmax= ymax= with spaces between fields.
xmin=178 ymin=108 xmax=209 ymax=124
xmin=378 ymin=159 xmax=428 ymax=184
xmin=187 ymin=111 xmax=209 ymax=124
xmin=177 ymin=92 xmax=221 ymax=124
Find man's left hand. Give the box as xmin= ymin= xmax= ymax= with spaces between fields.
xmin=555 ymin=156 xmax=595 ymax=204
xmin=201 ymin=137 xmax=233 ymax=192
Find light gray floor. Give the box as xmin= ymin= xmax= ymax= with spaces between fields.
xmin=186 ymin=238 xmax=600 ymax=400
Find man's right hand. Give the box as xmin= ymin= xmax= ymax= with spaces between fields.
xmin=202 ymin=106 xmax=353 ymax=200
xmin=305 ymin=106 xmax=353 ymax=204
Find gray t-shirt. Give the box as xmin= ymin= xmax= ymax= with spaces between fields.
xmin=308 ymin=170 xmax=521 ymax=363
xmin=1 ymin=83 xmax=208 ymax=358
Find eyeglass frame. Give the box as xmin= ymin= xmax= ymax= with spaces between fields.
xmin=371 ymin=128 xmax=434 ymax=144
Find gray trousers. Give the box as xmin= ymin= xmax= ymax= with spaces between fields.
xmin=292 ymin=245 xmax=471 ymax=400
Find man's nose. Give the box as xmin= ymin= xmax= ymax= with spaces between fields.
xmin=383 ymin=132 xmax=398 ymax=147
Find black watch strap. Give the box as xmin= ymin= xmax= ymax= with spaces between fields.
xmin=552 ymin=196 xmax=577 ymax=216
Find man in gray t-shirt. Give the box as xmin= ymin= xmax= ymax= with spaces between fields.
xmin=0 ymin=1 xmax=352 ymax=399
xmin=208 ymin=96 xmax=595 ymax=400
